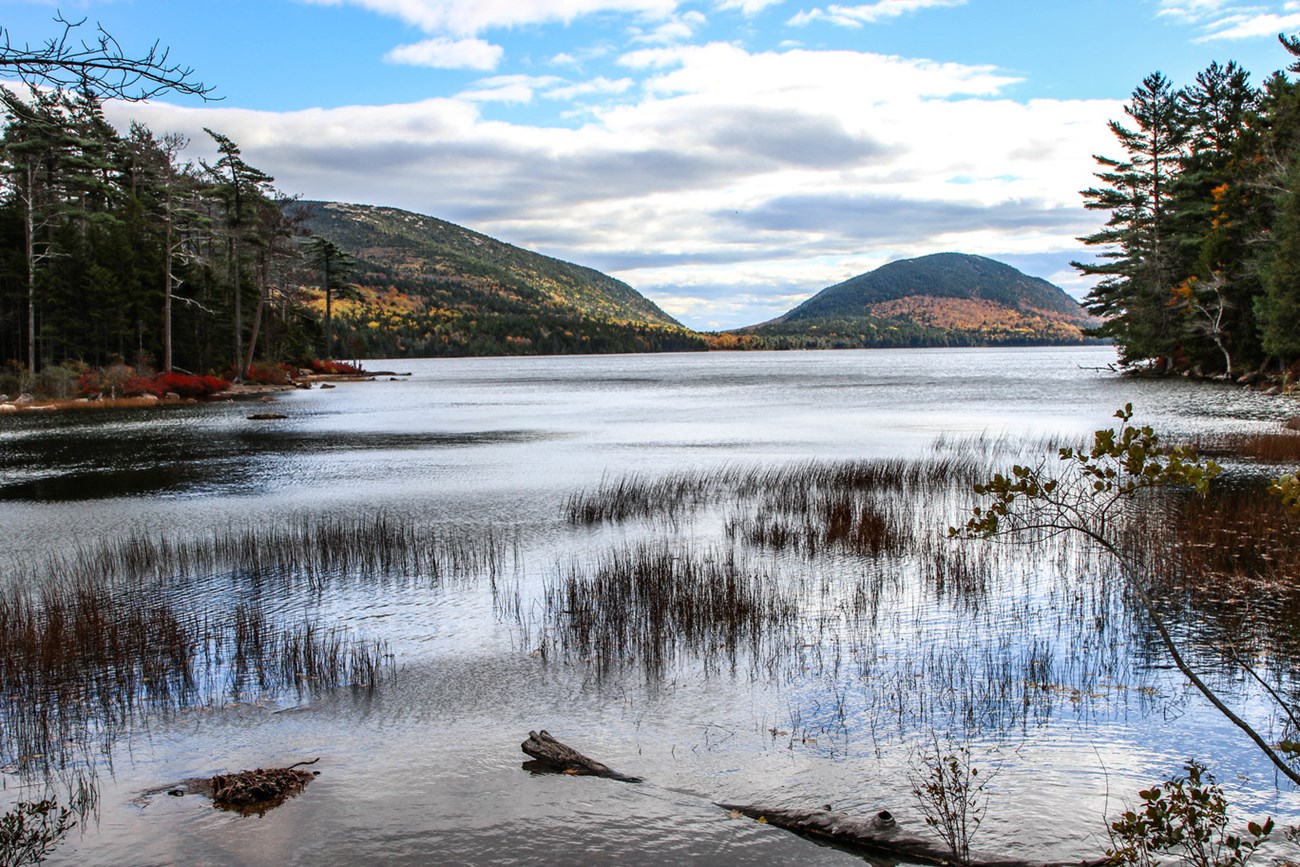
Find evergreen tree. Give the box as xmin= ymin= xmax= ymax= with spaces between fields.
xmin=303 ymin=236 xmax=353 ymax=360
xmin=1074 ymin=73 xmax=1189 ymax=366
xmin=201 ymin=128 xmax=272 ymax=379
xmin=1168 ymin=62 xmax=1261 ymax=376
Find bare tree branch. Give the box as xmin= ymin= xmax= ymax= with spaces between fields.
xmin=0 ymin=14 xmax=216 ymax=102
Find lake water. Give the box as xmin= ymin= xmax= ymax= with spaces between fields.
xmin=2 ymin=345 xmax=1298 ymax=865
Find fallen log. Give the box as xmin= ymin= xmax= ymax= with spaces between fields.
xmin=718 ymin=803 xmax=1110 ymax=867
xmin=520 ymin=730 xmax=642 ymax=783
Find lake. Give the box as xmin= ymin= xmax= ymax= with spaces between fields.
xmin=2 ymin=345 xmax=1298 ymax=865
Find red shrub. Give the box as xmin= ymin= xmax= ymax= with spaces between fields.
xmin=306 ymin=359 xmax=364 ymax=375
xmin=154 ymin=372 xmax=230 ymax=399
xmin=244 ymin=362 xmax=293 ymax=385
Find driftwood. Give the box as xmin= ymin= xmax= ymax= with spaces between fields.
xmin=136 ymin=758 xmax=321 ymax=816
xmin=719 ymin=803 xmax=1110 ymax=867
xmin=520 ymin=730 xmax=642 ymax=783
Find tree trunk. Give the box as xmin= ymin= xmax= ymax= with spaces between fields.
xmin=231 ymin=233 xmax=241 ymax=380
xmin=24 ymin=161 xmax=36 ymax=376
xmin=163 ymin=207 xmax=173 ymax=373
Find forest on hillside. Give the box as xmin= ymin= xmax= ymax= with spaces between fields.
xmin=1077 ymin=36 xmax=1300 ymax=380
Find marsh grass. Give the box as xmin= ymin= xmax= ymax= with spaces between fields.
xmin=1120 ymin=484 xmax=1300 ymax=666
xmin=1188 ymin=429 xmax=1300 ymax=464
xmin=542 ymin=544 xmax=799 ymax=678
xmin=0 ymin=515 xmax=505 ymax=783
xmin=27 ymin=514 xmax=504 ymax=592
xmin=0 ymin=574 xmax=391 ymax=778
xmin=542 ymin=450 xmax=1159 ymax=743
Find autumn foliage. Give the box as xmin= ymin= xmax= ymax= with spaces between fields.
xmin=77 ymin=365 xmax=230 ymax=399
xmin=305 ymin=358 xmax=365 ymax=375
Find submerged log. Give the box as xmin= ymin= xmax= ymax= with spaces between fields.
xmin=718 ymin=803 xmax=1109 ymax=867
xmin=133 ymin=759 xmax=321 ymax=816
xmin=208 ymin=765 xmax=316 ymax=814
xmin=520 ymin=730 xmax=642 ymax=783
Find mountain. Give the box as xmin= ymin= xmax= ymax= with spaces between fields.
xmin=291 ymin=201 xmax=703 ymax=357
xmin=737 ymin=253 xmax=1095 ymax=349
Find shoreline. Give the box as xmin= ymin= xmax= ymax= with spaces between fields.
xmin=0 ymin=373 xmax=401 ymax=415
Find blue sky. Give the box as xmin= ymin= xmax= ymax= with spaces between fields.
xmin=5 ymin=0 xmax=1300 ymax=329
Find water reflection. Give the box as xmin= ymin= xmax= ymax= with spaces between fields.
xmin=3 ymin=347 xmax=1299 ymax=865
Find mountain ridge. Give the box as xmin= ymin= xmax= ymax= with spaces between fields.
xmin=291 ymin=201 xmax=704 ymax=357
xmin=736 ymin=252 xmax=1094 ymax=348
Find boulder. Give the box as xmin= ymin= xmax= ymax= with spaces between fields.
xmin=0 ymin=404 xmax=16 ymax=413
xmin=14 ymin=393 xmax=33 ymax=405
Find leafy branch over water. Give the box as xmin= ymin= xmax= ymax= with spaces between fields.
xmin=954 ymin=405 xmax=1300 ymax=785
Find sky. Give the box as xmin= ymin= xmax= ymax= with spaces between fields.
xmin=4 ymin=0 xmax=1300 ymax=330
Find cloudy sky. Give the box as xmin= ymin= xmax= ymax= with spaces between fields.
xmin=4 ymin=0 xmax=1300 ymax=329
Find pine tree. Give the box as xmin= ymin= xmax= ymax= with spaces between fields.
xmin=1073 ymin=73 xmax=1189 ymax=367
xmin=304 ymin=236 xmax=353 ymax=360
xmin=201 ymin=129 xmax=272 ymax=378
xmin=1168 ymin=62 xmax=1261 ymax=377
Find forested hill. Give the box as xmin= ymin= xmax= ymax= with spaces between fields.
xmin=732 ymin=253 xmax=1093 ymax=349
xmin=294 ymin=201 xmax=702 ymax=357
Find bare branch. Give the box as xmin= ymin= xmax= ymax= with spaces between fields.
xmin=0 ymin=15 xmax=217 ymax=102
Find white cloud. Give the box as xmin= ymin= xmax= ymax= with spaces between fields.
xmin=1154 ymin=0 xmax=1232 ymax=22
xmin=384 ymin=37 xmax=504 ymax=70
xmin=300 ymin=0 xmax=680 ymax=35
xmin=545 ymin=76 xmax=635 ymax=100
xmin=112 ymin=44 xmax=1117 ymax=330
xmin=457 ymin=74 xmax=564 ymax=103
xmin=630 ymin=10 xmax=709 ymax=43
xmin=788 ymin=0 xmax=966 ymax=28
xmin=1195 ymin=10 xmax=1300 ymax=39
xmin=714 ymin=0 xmax=786 ymax=12
xmin=1155 ymin=0 xmax=1300 ymax=41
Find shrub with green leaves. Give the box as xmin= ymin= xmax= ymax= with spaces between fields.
xmin=1107 ymin=761 xmax=1272 ymax=867
xmin=0 ymin=799 xmax=74 ymax=866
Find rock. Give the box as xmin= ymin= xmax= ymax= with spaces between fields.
xmin=259 ymin=395 xmax=275 ymax=403
xmin=164 ymin=392 xmax=181 ymax=401
xmin=1264 ymin=386 xmax=1282 ymax=396
xmin=0 ymin=404 xmax=17 ymax=413
xmin=320 ymin=383 xmax=336 ymax=389
xmin=295 ymin=382 xmax=312 ymax=390
xmin=14 ymin=393 xmax=33 ymax=405
xmin=298 ymin=368 xmax=313 ymax=377
xmin=139 ymin=393 xmax=160 ymax=402
xmin=247 ymin=412 xmax=288 ymax=420
xmin=0 ymin=394 xmax=7 ymax=402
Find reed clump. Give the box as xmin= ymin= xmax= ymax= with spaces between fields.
xmin=0 ymin=572 xmax=392 ymax=777
xmin=1120 ymin=483 xmax=1300 ymax=660
xmin=543 ymin=544 xmax=798 ymax=677
xmin=564 ymin=457 xmax=991 ymax=528
xmin=28 ymin=513 xmax=505 ymax=592
xmin=1189 ymin=429 xmax=1300 ymax=464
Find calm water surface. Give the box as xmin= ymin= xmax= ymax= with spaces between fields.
xmin=2 ymin=346 xmax=1298 ymax=865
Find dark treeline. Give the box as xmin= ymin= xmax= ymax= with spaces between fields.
xmin=1077 ymin=36 xmax=1300 ymax=379
xmin=0 ymin=85 xmax=321 ymax=388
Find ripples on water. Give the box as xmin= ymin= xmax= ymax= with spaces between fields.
xmin=1 ymin=347 xmax=1299 ymax=865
